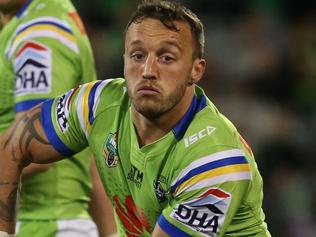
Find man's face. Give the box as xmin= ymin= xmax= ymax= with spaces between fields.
xmin=124 ymin=18 xmax=204 ymax=119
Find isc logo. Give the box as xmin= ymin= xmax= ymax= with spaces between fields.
xmin=184 ymin=126 xmax=216 ymax=147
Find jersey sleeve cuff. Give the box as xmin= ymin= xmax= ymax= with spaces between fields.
xmin=158 ymin=214 xmax=192 ymax=237
xmin=41 ymin=99 xmax=75 ymax=157
xmin=15 ymin=98 xmax=49 ymax=112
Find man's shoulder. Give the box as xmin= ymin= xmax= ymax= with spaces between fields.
xmin=79 ymin=78 xmax=128 ymax=114
xmin=169 ymin=105 xmax=244 ymax=176
xmin=91 ymin=78 xmax=126 ymax=100
xmin=183 ymin=104 xmax=239 ymax=149
xmin=169 ymin=110 xmax=251 ymax=197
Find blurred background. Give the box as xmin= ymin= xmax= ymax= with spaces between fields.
xmin=72 ymin=0 xmax=316 ymax=236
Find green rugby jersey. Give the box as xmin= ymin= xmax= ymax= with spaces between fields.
xmin=0 ymin=0 xmax=96 ymax=220
xmin=41 ymin=79 xmax=271 ymax=236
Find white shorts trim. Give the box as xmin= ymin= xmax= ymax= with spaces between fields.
xmin=56 ymin=219 xmax=98 ymax=237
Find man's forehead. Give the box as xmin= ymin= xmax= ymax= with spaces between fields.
xmin=128 ymin=18 xmax=191 ymax=32
xmin=125 ymin=18 xmax=193 ymax=46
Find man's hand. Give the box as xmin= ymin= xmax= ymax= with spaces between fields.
xmin=0 ymin=230 xmax=15 ymax=237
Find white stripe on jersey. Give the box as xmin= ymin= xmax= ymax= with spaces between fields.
xmin=6 ymin=16 xmax=74 ymax=57
xmin=76 ymin=83 xmax=89 ymax=138
xmin=171 ymin=149 xmax=245 ymax=187
xmin=15 ymin=16 xmax=72 ymax=35
xmin=92 ymin=79 xmax=114 ymax=118
xmin=7 ymin=30 xmax=78 ymax=58
xmin=174 ymin=172 xmax=252 ymax=196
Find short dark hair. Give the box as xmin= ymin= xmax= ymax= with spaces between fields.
xmin=126 ymin=0 xmax=205 ymax=58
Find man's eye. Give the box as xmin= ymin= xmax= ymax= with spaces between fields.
xmin=131 ymin=53 xmax=145 ymax=61
xmin=160 ymin=55 xmax=174 ymax=63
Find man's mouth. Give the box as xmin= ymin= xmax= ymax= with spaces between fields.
xmin=137 ymin=85 xmax=160 ymax=95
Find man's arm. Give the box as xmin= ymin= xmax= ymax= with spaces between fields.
xmin=21 ymin=163 xmax=51 ymax=180
xmin=13 ymin=112 xmax=52 ymax=180
xmin=89 ymin=158 xmax=117 ymax=236
xmin=0 ymin=105 xmax=63 ymax=233
xmin=152 ymin=224 xmax=170 ymax=237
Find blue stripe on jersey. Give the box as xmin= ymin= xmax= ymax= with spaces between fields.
xmin=16 ymin=21 xmax=73 ymax=36
xmin=170 ymin=156 xmax=248 ymax=193
xmin=41 ymin=99 xmax=75 ymax=157
xmin=88 ymin=80 xmax=102 ymax=124
xmin=172 ymin=95 xmax=207 ymax=140
xmin=16 ymin=0 xmax=32 ymax=18
xmin=158 ymin=214 xmax=192 ymax=237
xmin=15 ymin=98 xmax=48 ymax=112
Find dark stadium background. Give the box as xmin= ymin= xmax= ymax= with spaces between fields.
xmin=73 ymin=1 xmax=316 ymax=236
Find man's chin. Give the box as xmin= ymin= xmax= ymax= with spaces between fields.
xmin=134 ymin=105 xmax=163 ymax=119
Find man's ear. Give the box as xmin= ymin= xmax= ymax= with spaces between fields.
xmin=190 ymin=58 xmax=206 ymax=85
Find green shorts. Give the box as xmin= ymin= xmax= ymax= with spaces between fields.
xmin=16 ymin=219 xmax=98 ymax=237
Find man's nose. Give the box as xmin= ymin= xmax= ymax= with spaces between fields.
xmin=142 ymin=54 xmax=157 ymax=80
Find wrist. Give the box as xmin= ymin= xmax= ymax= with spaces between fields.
xmin=106 ymin=233 xmax=118 ymax=237
xmin=0 ymin=231 xmax=14 ymax=237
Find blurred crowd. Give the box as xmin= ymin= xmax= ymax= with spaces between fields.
xmin=73 ymin=0 xmax=316 ymax=236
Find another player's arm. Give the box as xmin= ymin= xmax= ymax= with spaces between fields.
xmin=0 ymin=104 xmax=64 ymax=233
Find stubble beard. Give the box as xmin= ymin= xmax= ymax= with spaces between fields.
xmin=129 ymin=82 xmax=188 ymax=120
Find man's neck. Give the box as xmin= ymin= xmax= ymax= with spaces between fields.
xmin=132 ymin=88 xmax=195 ymax=147
xmin=132 ymin=109 xmax=173 ymax=147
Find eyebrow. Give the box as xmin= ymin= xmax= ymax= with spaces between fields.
xmin=129 ymin=39 xmax=183 ymax=52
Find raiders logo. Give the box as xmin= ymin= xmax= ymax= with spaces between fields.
xmin=154 ymin=176 xmax=170 ymax=203
xmin=103 ymin=132 xmax=119 ymax=168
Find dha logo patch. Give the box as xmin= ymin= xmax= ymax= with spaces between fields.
xmin=103 ymin=132 xmax=119 ymax=168
xmin=170 ymin=188 xmax=231 ymax=237
xmin=14 ymin=41 xmax=51 ymax=96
